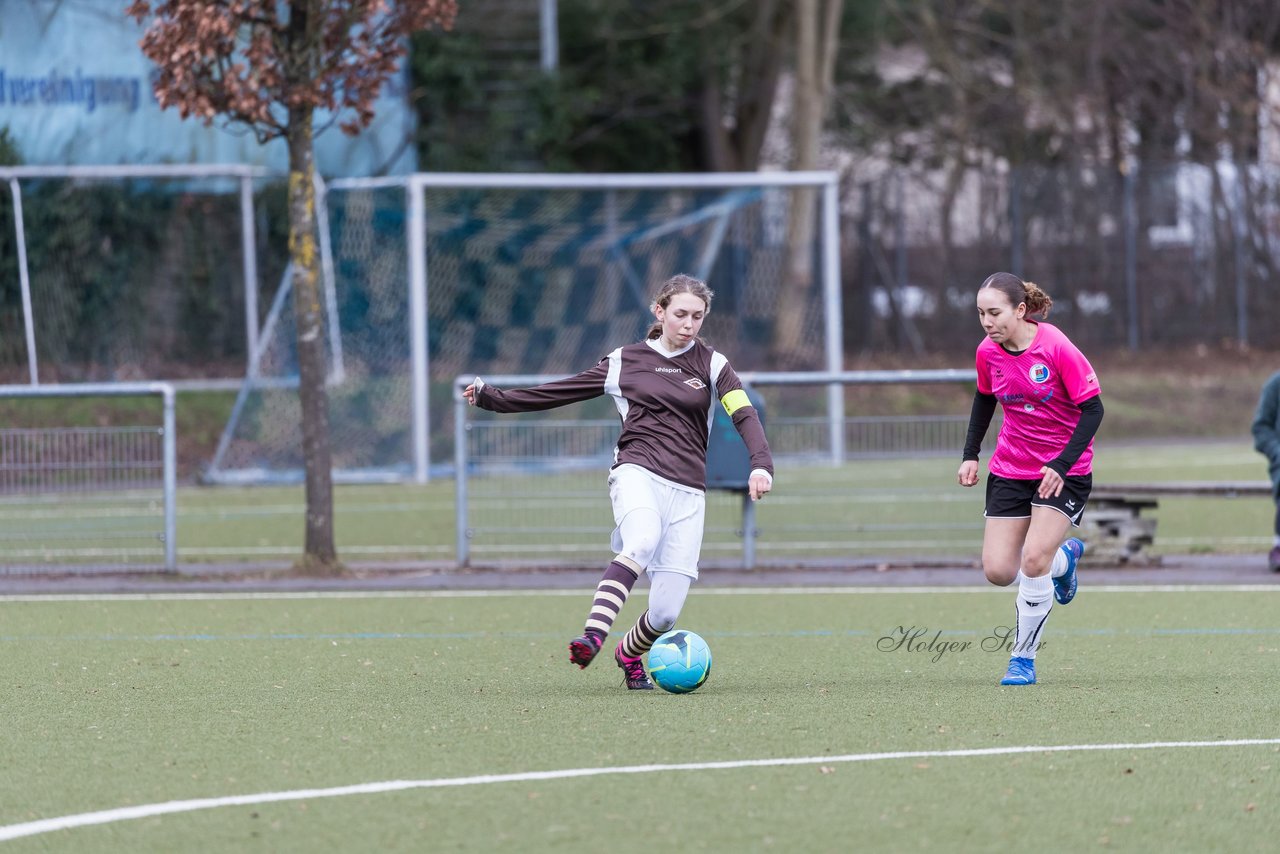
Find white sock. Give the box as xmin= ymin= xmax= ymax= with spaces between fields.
xmin=1049 ymin=546 xmax=1069 ymax=579
xmin=1013 ymin=572 xmax=1054 ymax=660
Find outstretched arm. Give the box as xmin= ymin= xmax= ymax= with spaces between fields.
xmin=465 ymin=362 xmax=610 ymax=413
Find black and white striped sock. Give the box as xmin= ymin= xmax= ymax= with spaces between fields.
xmin=619 ymin=610 xmax=663 ymax=659
xmin=583 ymin=561 xmax=639 ymax=642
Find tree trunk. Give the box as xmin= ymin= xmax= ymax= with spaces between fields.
xmin=695 ymin=0 xmax=789 ymax=173
xmin=772 ymin=0 xmax=843 ymax=365
xmin=287 ymin=111 xmax=341 ymax=574
xmin=730 ymin=0 xmax=789 ymax=172
xmin=696 ymin=74 xmax=738 ymax=172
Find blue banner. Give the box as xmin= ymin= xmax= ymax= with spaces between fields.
xmin=0 ymin=1 xmax=416 ymax=175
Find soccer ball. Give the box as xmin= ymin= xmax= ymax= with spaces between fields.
xmin=647 ymin=630 xmax=712 ymax=694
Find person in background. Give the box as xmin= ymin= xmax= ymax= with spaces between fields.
xmin=1250 ymin=371 xmax=1280 ymax=572
xmin=958 ymin=272 xmax=1103 ymax=686
xmin=463 ymin=274 xmax=773 ymax=690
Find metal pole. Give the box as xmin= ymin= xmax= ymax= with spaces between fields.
xmin=540 ymin=0 xmax=559 ymax=72
xmin=742 ymin=493 xmax=756 ymax=569
xmin=0 ymin=164 xmax=265 ymax=180
xmin=239 ymin=174 xmax=260 ymax=377
xmin=9 ymin=178 xmax=38 ymax=384
xmin=313 ymin=173 xmax=345 ymax=383
xmin=486 ymin=368 xmax=977 ymax=388
xmin=408 ymin=176 xmax=431 ymax=483
xmin=821 ymin=179 xmax=844 ymax=465
xmin=894 ymin=172 xmax=907 ymax=290
xmin=1009 ymin=168 xmax=1023 ymax=277
xmin=1123 ymin=166 xmax=1139 ymax=350
xmin=454 ymin=381 xmax=470 ymax=566
xmin=1232 ymin=164 xmax=1248 ymax=347
xmin=161 ymin=384 xmax=178 ymax=570
xmin=334 ymin=171 xmax=840 ymax=190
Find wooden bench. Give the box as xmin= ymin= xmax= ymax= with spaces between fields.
xmin=1083 ymin=481 xmax=1273 ymax=565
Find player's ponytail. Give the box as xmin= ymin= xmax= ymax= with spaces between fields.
xmin=1020 ymin=281 xmax=1053 ymax=318
xmin=979 ymin=272 xmax=1053 ymax=319
xmin=647 ymin=274 xmax=714 ymax=340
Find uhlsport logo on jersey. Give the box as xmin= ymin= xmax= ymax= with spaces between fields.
xmin=1028 ymin=363 xmax=1051 ymax=383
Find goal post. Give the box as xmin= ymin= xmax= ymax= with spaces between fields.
xmin=403 ymin=169 xmax=845 ymax=472
xmin=1 ymin=164 xmax=266 ymax=387
xmin=206 ymin=171 xmax=843 ymax=485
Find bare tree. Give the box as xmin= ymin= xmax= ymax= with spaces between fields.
xmin=128 ymin=0 xmax=457 ymax=574
xmin=842 ymin=1 xmax=1280 ymax=172
xmin=519 ymin=2 xmax=806 ymax=173
xmin=772 ymin=0 xmax=844 ymax=363
xmin=694 ymin=0 xmax=793 ymax=172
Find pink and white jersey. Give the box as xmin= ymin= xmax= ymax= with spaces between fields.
xmin=975 ymin=322 xmax=1100 ymax=479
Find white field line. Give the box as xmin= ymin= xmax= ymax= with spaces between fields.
xmin=2 ymin=584 xmax=1280 ymax=603
xmin=1 ymin=739 xmax=1277 ymax=843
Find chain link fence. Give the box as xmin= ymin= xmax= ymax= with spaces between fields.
xmin=848 ymin=162 xmax=1280 ymax=354
xmin=5 ymin=162 xmax=1276 ymax=387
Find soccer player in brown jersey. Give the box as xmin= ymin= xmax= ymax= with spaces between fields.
xmin=464 ymin=274 xmax=774 ymax=690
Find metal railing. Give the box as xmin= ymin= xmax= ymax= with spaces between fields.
xmin=0 ymin=382 xmax=177 ymax=571
xmin=452 ymin=369 xmax=976 ymax=567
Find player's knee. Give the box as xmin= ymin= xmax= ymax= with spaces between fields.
xmin=617 ymin=513 xmax=662 ymax=568
xmin=1022 ymin=549 xmax=1054 ymax=576
xmin=983 ymin=562 xmax=1018 ymax=587
xmin=648 ymin=604 xmax=680 ymax=633
xmin=617 ymin=536 xmax=659 ymax=569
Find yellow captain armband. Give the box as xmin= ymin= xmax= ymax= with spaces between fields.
xmin=721 ymin=388 xmax=751 ymax=416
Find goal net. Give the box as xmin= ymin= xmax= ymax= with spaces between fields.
xmin=205 ymin=173 xmax=839 ymax=484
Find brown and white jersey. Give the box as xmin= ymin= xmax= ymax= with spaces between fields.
xmin=474 ymin=338 xmax=772 ymax=491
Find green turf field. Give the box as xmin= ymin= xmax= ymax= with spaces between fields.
xmin=1 ymin=587 xmax=1276 ymax=851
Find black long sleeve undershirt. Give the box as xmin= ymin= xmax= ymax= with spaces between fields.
xmin=1045 ymin=394 xmax=1104 ymax=476
xmin=961 ymin=392 xmax=1105 ymax=475
xmin=962 ymin=391 xmax=997 ymax=462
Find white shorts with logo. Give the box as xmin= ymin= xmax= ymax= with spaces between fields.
xmin=608 ymin=463 xmax=706 ymax=580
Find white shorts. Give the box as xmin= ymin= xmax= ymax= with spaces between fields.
xmin=608 ymin=463 xmax=706 ymax=580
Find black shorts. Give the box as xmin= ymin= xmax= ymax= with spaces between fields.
xmin=985 ymin=473 xmax=1092 ymax=526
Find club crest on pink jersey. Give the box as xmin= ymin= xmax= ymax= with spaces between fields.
xmin=1028 ymin=363 xmax=1050 ymax=383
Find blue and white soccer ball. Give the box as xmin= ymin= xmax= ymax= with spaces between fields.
xmin=647 ymin=630 xmax=712 ymax=694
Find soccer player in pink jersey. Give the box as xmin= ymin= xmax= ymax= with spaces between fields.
xmin=957 ymin=272 xmax=1103 ymax=686
xmin=463 ymin=275 xmax=774 ymax=690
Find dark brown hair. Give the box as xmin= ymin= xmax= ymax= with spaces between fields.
xmin=979 ymin=272 xmax=1053 ymax=318
xmin=646 ymin=274 xmax=714 ymax=340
